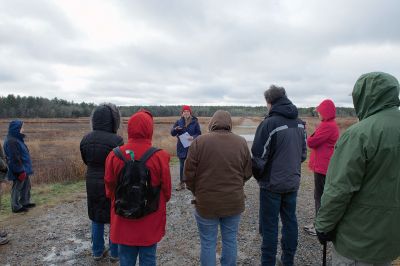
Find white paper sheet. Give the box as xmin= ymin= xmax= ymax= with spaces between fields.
xmin=178 ymin=132 xmax=193 ymax=148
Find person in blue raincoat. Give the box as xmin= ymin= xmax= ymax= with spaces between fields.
xmin=3 ymin=120 xmax=35 ymax=213
xmin=171 ymin=105 xmax=201 ymax=191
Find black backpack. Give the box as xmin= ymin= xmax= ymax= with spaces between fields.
xmin=113 ymin=146 xmax=161 ymax=219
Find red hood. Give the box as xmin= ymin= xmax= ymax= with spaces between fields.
xmin=316 ymin=99 xmax=336 ymax=121
xmin=128 ymin=110 xmax=153 ymax=141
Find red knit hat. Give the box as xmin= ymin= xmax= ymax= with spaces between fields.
xmin=181 ymin=105 xmax=192 ymax=114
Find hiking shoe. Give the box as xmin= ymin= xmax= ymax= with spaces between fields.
xmin=0 ymin=230 xmax=7 ymax=238
xmin=175 ymin=182 xmax=185 ymax=191
xmin=12 ymin=207 xmax=28 ymax=213
xmin=93 ymin=249 xmax=108 ymax=261
xmin=303 ymin=223 xmax=314 ymax=231
xmin=23 ymin=203 xmax=36 ymax=208
xmin=110 ymin=256 xmax=119 ymax=263
xmin=305 ymin=226 xmax=317 ymax=236
xmin=93 ymin=253 xmax=104 ymax=261
xmin=0 ymin=236 xmax=9 ymax=245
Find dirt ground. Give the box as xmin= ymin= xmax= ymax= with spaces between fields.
xmin=0 ymin=161 xmax=338 ymax=266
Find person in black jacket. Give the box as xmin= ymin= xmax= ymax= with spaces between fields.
xmin=251 ymin=85 xmax=307 ymax=266
xmin=80 ymin=103 xmax=123 ymax=262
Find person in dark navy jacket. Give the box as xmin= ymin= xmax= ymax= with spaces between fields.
xmin=3 ymin=120 xmax=35 ymax=213
xmin=252 ymin=85 xmax=307 ymax=266
xmin=171 ymin=105 xmax=201 ymax=191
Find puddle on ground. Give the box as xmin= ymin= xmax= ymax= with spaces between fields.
xmin=240 ymin=134 xmax=255 ymax=142
xmin=43 ymin=237 xmax=91 ymax=264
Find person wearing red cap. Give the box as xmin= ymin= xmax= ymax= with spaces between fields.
xmin=304 ymin=99 xmax=339 ymax=236
xmin=171 ymin=105 xmax=201 ymax=191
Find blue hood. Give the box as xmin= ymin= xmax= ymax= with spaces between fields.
xmin=269 ymin=96 xmax=298 ymax=119
xmin=8 ymin=120 xmax=25 ymax=140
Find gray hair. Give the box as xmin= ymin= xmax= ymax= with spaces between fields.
xmin=264 ymin=85 xmax=286 ymax=104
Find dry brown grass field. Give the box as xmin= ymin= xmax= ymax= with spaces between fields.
xmin=0 ymin=116 xmax=358 ymax=187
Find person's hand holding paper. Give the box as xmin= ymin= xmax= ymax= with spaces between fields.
xmin=178 ymin=132 xmax=193 ymax=148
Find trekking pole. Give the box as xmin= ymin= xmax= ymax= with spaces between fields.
xmin=322 ymin=242 xmax=327 ymax=266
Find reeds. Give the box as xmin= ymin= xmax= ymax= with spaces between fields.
xmin=0 ymin=116 xmax=357 ymax=187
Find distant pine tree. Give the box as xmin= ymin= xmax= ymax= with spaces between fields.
xmin=0 ymin=95 xmax=95 ymax=118
xmin=0 ymin=94 xmax=356 ymax=118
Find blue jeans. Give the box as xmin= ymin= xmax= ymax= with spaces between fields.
xmin=91 ymin=221 xmax=118 ymax=258
xmin=260 ymin=189 xmax=298 ymax=266
xmin=179 ymin=158 xmax=186 ymax=182
xmin=119 ymin=244 xmax=157 ymax=266
xmin=195 ymin=210 xmax=241 ymax=266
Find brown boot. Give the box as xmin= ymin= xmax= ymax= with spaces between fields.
xmin=175 ymin=182 xmax=185 ymax=191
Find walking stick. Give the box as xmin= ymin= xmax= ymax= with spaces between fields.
xmin=322 ymin=242 xmax=327 ymax=266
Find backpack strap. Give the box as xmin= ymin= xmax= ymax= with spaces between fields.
xmin=139 ymin=147 xmax=161 ymax=164
xmin=113 ymin=147 xmax=129 ymax=163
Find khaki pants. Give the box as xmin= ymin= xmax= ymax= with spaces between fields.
xmin=332 ymin=247 xmax=392 ymax=266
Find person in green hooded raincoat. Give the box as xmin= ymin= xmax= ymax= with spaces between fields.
xmin=315 ymin=72 xmax=400 ymax=265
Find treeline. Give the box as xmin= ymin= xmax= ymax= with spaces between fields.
xmin=119 ymin=106 xmax=356 ymax=117
xmin=0 ymin=95 xmax=95 ymax=118
xmin=0 ymin=94 xmax=356 ymax=118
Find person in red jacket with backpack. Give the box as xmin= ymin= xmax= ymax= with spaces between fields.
xmin=104 ymin=110 xmax=171 ymax=266
xmin=304 ymin=99 xmax=339 ymax=236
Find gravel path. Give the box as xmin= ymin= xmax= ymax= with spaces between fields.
xmin=0 ymin=165 xmax=331 ymax=266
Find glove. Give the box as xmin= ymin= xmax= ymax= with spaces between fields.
xmin=17 ymin=172 xmax=27 ymax=182
xmin=316 ymin=230 xmax=335 ymax=245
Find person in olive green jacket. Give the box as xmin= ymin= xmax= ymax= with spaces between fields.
xmin=315 ymin=72 xmax=400 ymax=265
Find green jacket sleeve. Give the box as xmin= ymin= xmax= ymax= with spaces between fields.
xmin=315 ymin=129 xmax=367 ymax=233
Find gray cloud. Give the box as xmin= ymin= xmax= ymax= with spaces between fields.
xmin=1 ymin=0 xmax=400 ymax=107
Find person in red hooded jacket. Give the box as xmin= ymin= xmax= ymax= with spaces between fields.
xmin=304 ymin=99 xmax=339 ymax=236
xmin=104 ymin=110 xmax=171 ymax=266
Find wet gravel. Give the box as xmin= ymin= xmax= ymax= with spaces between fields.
xmin=0 ymin=165 xmax=331 ymax=265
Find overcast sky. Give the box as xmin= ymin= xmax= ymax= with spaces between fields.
xmin=1 ymin=0 xmax=399 ymax=107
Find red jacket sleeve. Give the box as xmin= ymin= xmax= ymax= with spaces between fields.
xmin=155 ymin=150 xmax=172 ymax=202
xmin=307 ymin=123 xmax=333 ymax=149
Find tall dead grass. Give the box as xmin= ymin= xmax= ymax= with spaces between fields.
xmin=0 ymin=116 xmax=358 ymax=187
